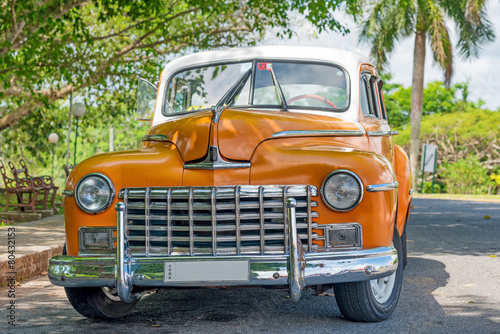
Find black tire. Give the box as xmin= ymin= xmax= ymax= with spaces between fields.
xmin=401 ymin=224 xmax=408 ymax=269
xmin=62 ymin=244 xmax=140 ymax=319
xmin=333 ymin=227 xmax=403 ymax=322
xmin=65 ymin=286 xmax=140 ymax=319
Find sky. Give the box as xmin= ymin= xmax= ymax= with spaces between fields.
xmin=260 ymin=1 xmax=500 ymax=110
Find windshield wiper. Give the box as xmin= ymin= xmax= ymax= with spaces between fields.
xmin=267 ymin=65 xmax=288 ymax=111
xmin=212 ymin=68 xmax=252 ymax=123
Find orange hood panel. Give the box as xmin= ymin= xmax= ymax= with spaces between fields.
xmin=148 ymin=111 xmax=212 ymax=162
xmin=217 ymin=108 xmax=362 ymax=161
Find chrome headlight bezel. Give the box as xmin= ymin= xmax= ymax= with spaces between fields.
xmin=320 ymin=169 xmax=363 ymax=212
xmin=75 ymin=173 xmax=115 ymax=214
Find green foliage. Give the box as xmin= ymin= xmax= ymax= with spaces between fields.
xmin=0 ymin=0 xmax=362 ymax=131
xmin=439 ymin=156 xmax=494 ymax=195
xmin=383 ymin=79 xmax=480 ymax=128
xmin=393 ymin=107 xmax=500 ymax=148
xmin=422 ymin=181 xmax=443 ymax=194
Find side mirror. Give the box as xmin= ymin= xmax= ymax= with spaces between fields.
xmin=137 ymin=78 xmax=158 ymax=122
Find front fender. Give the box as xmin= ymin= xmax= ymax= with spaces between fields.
xmin=250 ymin=137 xmax=398 ymax=248
xmin=394 ymin=144 xmax=412 ymax=234
xmin=64 ymin=142 xmax=184 ymax=255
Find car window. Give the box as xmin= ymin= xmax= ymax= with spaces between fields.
xmin=163 ymin=61 xmax=349 ymax=115
xmin=164 ymin=62 xmax=252 ymax=114
xmin=377 ymin=80 xmax=387 ymax=120
xmin=253 ymin=62 xmax=348 ymax=110
xmin=360 ymin=72 xmax=382 ymax=118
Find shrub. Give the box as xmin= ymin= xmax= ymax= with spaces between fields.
xmin=439 ymin=156 xmax=494 ymax=194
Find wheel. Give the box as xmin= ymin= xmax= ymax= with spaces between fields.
xmin=401 ymin=224 xmax=408 ymax=269
xmin=286 ymin=94 xmax=338 ymax=108
xmin=62 ymin=244 xmax=140 ymax=319
xmin=333 ymin=227 xmax=403 ymax=322
xmin=65 ymin=286 xmax=140 ymax=319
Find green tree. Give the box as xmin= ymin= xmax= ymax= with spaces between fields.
xmin=360 ymin=0 xmax=495 ymax=191
xmin=383 ymin=79 xmax=478 ymax=128
xmin=0 ymin=0 xmax=362 ymax=131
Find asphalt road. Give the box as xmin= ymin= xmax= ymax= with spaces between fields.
xmin=1 ymin=198 xmax=499 ymax=334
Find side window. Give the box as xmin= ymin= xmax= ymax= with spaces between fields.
xmin=369 ymin=76 xmax=381 ymax=118
xmin=360 ymin=73 xmax=378 ymax=117
xmin=360 ymin=72 xmax=385 ymax=119
xmin=360 ymin=75 xmax=371 ymax=116
xmin=377 ymin=80 xmax=387 ymax=120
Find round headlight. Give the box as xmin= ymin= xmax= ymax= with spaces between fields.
xmin=321 ymin=170 xmax=363 ymax=212
xmin=75 ymin=174 xmax=115 ymax=214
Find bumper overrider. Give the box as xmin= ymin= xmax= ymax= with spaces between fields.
xmin=49 ymin=199 xmax=398 ymax=303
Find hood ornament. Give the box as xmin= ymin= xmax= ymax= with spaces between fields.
xmin=184 ymin=146 xmax=251 ymax=170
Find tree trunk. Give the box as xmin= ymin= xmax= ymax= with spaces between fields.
xmin=410 ymin=30 xmax=426 ymax=192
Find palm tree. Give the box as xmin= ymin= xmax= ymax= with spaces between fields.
xmin=360 ymin=0 xmax=495 ymax=191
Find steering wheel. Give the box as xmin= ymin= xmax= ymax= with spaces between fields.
xmin=286 ymin=94 xmax=338 ymax=109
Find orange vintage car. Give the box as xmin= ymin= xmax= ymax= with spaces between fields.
xmin=49 ymin=46 xmax=412 ymax=322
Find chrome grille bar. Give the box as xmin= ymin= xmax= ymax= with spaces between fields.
xmin=259 ymin=186 xmax=265 ymax=255
xmin=119 ymin=185 xmax=319 ymax=257
xmin=145 ymin=188 xmax=151 ymax=257
xmin=235 ymin=186 xmax=241 ymax=255
xmin=211 ymin=188 xmax=217 ymax=256
xmin=188 ymin=188 xmax=194 ymax=256
xmin=167 ymin=188 xmax=172 ymax=256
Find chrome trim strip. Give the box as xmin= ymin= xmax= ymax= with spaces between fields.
xmin=235 ymin=186 xmax=241 ymax=255
xmin=145 ymin=188 xmax=151 ymax=257
xmin=366 ymin=182 xmax=399 ymax=192
xmin=367 ymin=130 xmax=399 ymax=137
xmin=167 ymin=188 xmax=172 ymax=255
xmin=307 ymin=186 xmax=312 ymax=252
xmin=283 ymin=187 xmax=289 ymax=254
xmin=141 ymin=134 xmax=169 ymax=142
xmin=48 ymin=247 xmax=398 ymax=289
xmin=188 ymin=188 xmax=194 ymax=256
xmin=287 ymin=198 xmax=303 ymax=302
xmin=211 ymin=188 xmax=217 ymax=256
xmin=62 ymin=189 xmax=74 ymax=197
xmin=259 ymin=186 xmax=265 ymax=255
xmin=184 ymin=146 xmax=251 ymax=170
xmin=409 ymin=188 xmax=414 ymax=195
xmin=272 ymin=130 xmax=364 ymax=138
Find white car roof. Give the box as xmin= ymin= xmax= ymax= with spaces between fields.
xmin=153 ymin=46 xmax=373 ymax=126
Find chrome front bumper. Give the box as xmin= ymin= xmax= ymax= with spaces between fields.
xmin=49 ymin=199 xmax=398 ymax=303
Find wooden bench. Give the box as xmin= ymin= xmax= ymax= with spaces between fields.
xmin=8 ymin=159 xmax=60 ymax=213
xmin=0 ymin=160 xmax=40 ymax=212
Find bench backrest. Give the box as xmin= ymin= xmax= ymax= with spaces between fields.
xmin=0 ymin=160 xmax=15 ymax=188
xmin=8 ymin=159 xmax=29 ymax=180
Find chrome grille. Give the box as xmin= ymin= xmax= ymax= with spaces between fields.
xmin=119 ymin=185 xmax=319 ymax=256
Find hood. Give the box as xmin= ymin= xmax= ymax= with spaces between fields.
xmin=217 ymin=108 xmax=362 ymax=161
xmin=146 ymin=108 xmax=362 ymax=163
xmin=147 ymin=111 xmax=212 ymax=162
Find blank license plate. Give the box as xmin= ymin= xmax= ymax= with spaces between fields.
xmin=164 ymin=260 xmax=249 ymax=283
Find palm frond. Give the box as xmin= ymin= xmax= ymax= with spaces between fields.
xmin=438 ymin=0 xmax=495 ymax=59
xmin=359 ymin=0 xmax=416 ymax=70
xmin=425 ymin=0 xmax=453 ymax=85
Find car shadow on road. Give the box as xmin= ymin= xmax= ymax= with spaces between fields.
xmin=3 ymin=255 xmax=500 ymax=333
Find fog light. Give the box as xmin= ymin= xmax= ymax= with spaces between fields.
xmin=84 ymin=232 xmax=109 ymax=248
xmin=325 ymin=223 xmax=362 ymax=248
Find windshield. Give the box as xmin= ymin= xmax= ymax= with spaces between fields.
xmin=163 ymin=61 xmax=348 ymax=115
